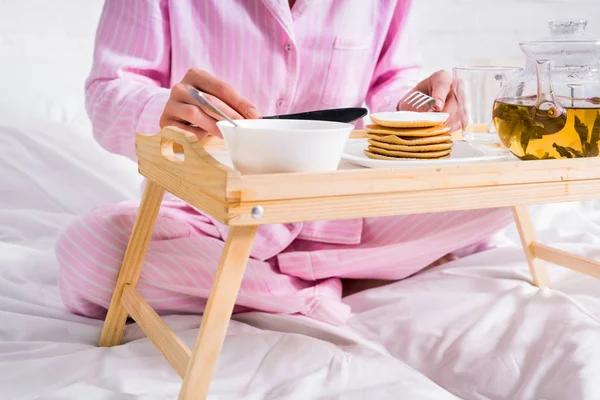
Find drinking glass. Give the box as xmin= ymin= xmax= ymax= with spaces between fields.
xmin=453 ymin=66 xmax=522 ymax=144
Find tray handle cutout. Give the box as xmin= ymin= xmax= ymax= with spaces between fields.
xmin=136 ymin=126 xmax=237 ymax=177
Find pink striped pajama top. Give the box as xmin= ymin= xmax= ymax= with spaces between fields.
xmin=55 ymin=0 xmax=513 ymax=325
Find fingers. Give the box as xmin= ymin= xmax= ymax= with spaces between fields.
xmin=200 ymin=93 xmax=244 ymax=121
xmin=159 ymin=107 xmax=209 ymax=139
xmin=427 ymin=70 xmax=453 ymax=111
xmin=162 ymin=68 xmax=260 ymax=140
xmin=172 ymin=83 xmax=242 ymax=122
xmin=160 ymin=96 xmax=222 ymax=139
xmin=183 ymin=69 xmax=260 ymax=119
xmin=409 ymin=70 xmax=463 ymax=131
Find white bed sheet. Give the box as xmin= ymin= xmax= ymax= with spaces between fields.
xmin=2 ymin=112 xmax=600 ymax=399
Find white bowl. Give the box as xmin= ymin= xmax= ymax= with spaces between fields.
xmin=216 ymin=119 xmax=354 ymax=174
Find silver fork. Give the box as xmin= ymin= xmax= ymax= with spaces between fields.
xmin=402 ymin=91 xmax=437 ymax=110
xmin=188 ymin=88 xmax=239 ymax=127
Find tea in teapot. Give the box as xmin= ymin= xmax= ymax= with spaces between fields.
xmin=493 ymin=97 xmax=600 ymax=159
xmin=493 ymin=20 xmax=600 ymax=160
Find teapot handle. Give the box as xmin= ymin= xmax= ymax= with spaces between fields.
xmin=534 ymin=59 xmax=565 ymax=118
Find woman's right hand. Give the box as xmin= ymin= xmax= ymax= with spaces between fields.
xmin=159 ymin=68 xmax=260 ymax=138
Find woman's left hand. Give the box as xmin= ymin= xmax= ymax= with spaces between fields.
xmin=398 ymin=70 xmax=465 ymax=132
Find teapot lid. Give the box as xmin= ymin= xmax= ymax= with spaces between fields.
xmin=522 ymin=20 xmax=599 ymax=44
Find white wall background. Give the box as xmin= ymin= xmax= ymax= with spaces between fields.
xmin=410 ymin=0 xmax=600 ymax=74
xmin=0 ymin=0 xmax=105 ymax=126
xmin=0 ymin=0 xmax=599 ymax=125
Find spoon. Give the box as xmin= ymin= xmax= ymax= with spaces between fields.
xmin=188 ymin=88 xmax=239 ymax=127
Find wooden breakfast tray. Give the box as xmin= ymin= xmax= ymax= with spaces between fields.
xmin=98 ymin=126 xmax=600 ymax=399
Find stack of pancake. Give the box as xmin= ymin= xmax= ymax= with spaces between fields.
xmin=364 ymin=111 xmax=453 ymax=160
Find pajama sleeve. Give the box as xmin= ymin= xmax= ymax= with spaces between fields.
xmin=365 ymin=0 xmax=426 ymax=113
xmin=85 ymin=0 xmax=171 ymax=161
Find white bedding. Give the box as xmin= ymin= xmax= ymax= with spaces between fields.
xmin=3 ymin=111 xmax=600 ymax=399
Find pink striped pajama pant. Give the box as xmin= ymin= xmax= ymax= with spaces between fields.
xmin=55 ymin=195 xmax=512 ymax=325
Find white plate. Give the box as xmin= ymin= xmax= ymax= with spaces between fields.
xmin=341 ymin=139 xmax=513 ymax=169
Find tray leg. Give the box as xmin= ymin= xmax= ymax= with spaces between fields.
xmin=179 ymin=225 xmax=258 ymax=400
xmin=512 ymin=206 xmax=551 ymax=288
xmin=99 ymin=180 xmax=165 ymax=347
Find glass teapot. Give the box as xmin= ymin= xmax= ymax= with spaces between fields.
xmin=493 ymin=20 xmax=600 ymax=160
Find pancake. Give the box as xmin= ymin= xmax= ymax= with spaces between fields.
xmin=364 ymin=150 xmax=451 ymax=161
xmin=366 ymin=145 xmax=451 ymax=159
xmin=367 ymin=133 xmax=452 ymax=145
xmin=365 ymin=124 xmax=451 ymax=137
xmin=367 ymin=138 xmax=453 ymax=152
xmin=370 ymin=111 xmax=450 ymax=128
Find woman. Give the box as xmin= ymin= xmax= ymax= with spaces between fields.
xmin=55 ymin=0 xmax=511 ymax=325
